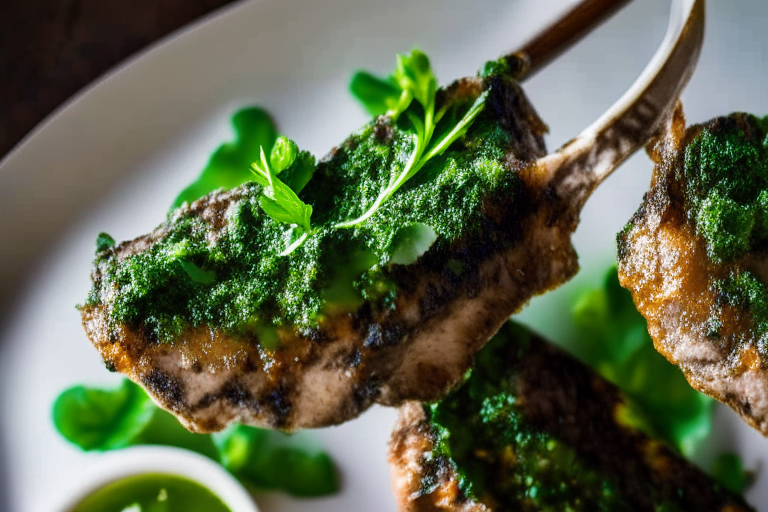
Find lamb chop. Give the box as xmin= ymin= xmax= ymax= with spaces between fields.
xmin=388 ymin=321 xmax=753 ymax=512
xmin=80 ymin=0 xmax=704 ymax=433
xmin=618 ymin=106 xmax=768 ymax=435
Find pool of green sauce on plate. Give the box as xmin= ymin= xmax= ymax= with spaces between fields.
xmin=85 ymin=82 xmax=519 ymax=343
xmin=70 ymin=473 xmax=231 ymax=512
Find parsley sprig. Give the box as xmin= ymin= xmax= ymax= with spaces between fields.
xmin=337 ymin=50 xmax=488 ymax=228
xmin=250 ymin=137 xmax=314 ymax=255
xmin=246 ymin=50 xmax=488 ymax=251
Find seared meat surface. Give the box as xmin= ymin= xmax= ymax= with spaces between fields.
xmin=618 ymin=106 xmax=768 ymax=435
xmin=82 ymin=75 xmax=587 ymax=433
xmin=389 ymin=321 xmax=754 ymax=512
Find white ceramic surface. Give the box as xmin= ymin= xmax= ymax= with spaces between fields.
xmin=53 ymin=446 xmax=259 ymax=512
xmin=1 ymin=0 xmax=768 ymax=511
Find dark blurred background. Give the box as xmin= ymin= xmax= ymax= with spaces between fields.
xmin=0 ymin=0 xmax=238 ymax=160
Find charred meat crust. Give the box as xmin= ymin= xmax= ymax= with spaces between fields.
xmin=81 ymin=77 xmax=580 ymax=433
xmin=390 ymin=402 xmax=489 ymax=512
xmin=389 ymin=328 xmax=753 ymax=512
xmin=617 ymin=107 xmax=768 ymax=435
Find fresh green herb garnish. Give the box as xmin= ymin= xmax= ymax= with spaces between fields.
xmin=53 ymin=379 xmax=339 ymax=497
xmin=338 ymin=49 xmax=488 ymax=228
xmin=349 ymin=69 xmax=410 ymax=119
xmin=711 ymin=453 xmax=752 ymax=495
xmin=86 ymin=50 xmax=516 ymax=341
xmin=571 ymin=266 xmax=713 ymax=456
xmin=249 ymin=137 xmax=314 ymax=255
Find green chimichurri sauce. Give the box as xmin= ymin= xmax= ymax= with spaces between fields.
xmin=427 ymin=323 xmax=633 ymax=511
xmin=70 ymin=473 xmax=232 ymax=512
xmin=682 ymin=113 xmax=768 ymax=264
xmin=681 ymin=113 xmax=768 ymax=345
xmin=84 ymin=81 xmax=519 ymax=343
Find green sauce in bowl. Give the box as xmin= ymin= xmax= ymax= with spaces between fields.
xmin=70 ymin=473 xmax=232 ymax=512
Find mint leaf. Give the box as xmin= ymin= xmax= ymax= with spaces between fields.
xmin=393 ymin=50 xmax=436 ymax=109
xmin=270 ymin=136 xmax=299 ymax=173
xmin=212 ymin=425 xmax=338 ymax=497
xmin=171 ymin=108 xmax=277 ymax=211
xmin=278 ymin=150 xmax=315 ymax=194
xmin=711 ymin=453 xmax=752 ymax=494
xmin=52 ymin=379 xmax=156 ymax=451
xmin=259 ymin=191 xmax=312 ymax=231
xmin=350 ymin=71 xmax=403 ymax=118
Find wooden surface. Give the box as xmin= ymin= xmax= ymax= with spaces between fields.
xmin=0 ymin=0 xmax=239 ymax=160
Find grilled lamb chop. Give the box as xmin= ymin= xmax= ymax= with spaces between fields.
xmin=618 ymin=106 xmax=768 ymax=435
xmin=388 ymin=321 xmax=754 ymax=512
xmin=80 ymin=0 xmax=704 ymax=433
xmin=82 ymin=76 xmax=564 ymax=433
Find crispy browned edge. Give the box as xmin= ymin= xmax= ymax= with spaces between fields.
xmin=617 ymin=106 xmax=768 ymax=435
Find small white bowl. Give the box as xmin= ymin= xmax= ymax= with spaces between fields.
xmin=52 ymin=446 xmax=259 ymax=512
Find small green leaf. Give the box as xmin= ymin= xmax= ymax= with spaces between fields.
xmin=393 ymin=50 xmax=436 ymax=109
xmin=270 ymin=136 xmax=299 ymax=173
xmin=421 ymin=91 xmax=487 ymax=164
xmin=251 ymin=146 xmax=314 ymax=238
xmin=171 ymin=108 xmax=278 ymax=211
xmin=278 ymin=150 xmax=316 ymax=194
xmin=95 ymin=232 xmax=116 ymax=253
xmin=350 ymin=71 xmax=403 ymax=118
xmin=52 ymin=379 xmax=156 ymax=451
xmin=337 ymin=50 xmax=486 ymax=229
xmin=212 ymin=425 xmax=339 ymax=497
xmin=711 ymin=453 xmax=751 ymax=494
xmin=389 ymin=223 xmax=437 ymax=265
xmin=259 ymin=190 xmax=313 ymax=231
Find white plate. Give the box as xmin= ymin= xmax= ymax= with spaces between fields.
xmin=2 ymin=0 xmax=768 ymax=510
